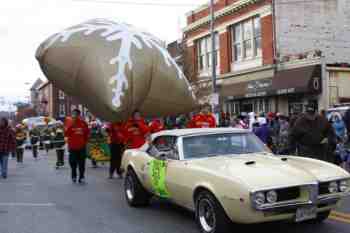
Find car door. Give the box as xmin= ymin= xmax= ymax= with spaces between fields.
xmin=142 ymin=136 xmax=185 ymax=200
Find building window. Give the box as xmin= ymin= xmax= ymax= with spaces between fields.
xmin=232 ymin=16 xmax=261 ymax=62
xmin=253 ymin=17 xmax=262 ymax=57
xmin=59 ymin=90 xmax=65 ymax=100
xmin=196 ymin=34 xmax=219 ymax=72
xmin=59 ymin=104 xmax=66 ymax=117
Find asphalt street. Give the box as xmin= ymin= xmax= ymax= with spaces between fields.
xmin=0 ymin=150 xmax=349 ymax=233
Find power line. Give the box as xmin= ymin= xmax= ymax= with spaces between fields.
xmin=72 ymin=0 xmax=200 ymax=7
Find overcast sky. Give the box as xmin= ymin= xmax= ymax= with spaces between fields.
xmin=0 ymin=0 xmax=207 ymax=105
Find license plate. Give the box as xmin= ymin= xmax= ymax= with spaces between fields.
xmin=295 ymin=206 xmax=317 ymax=222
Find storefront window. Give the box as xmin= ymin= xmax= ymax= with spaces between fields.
xmin=264 ymin=100 xmax=270 ymax=113
xmin=59 ymin=104 xmax=66 ymax=117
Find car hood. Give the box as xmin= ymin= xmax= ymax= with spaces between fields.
xmin=188 ymin=154 xmax=350 ymax=191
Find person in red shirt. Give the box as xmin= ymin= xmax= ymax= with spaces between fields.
xmin=107 ymin=122 xmax=126 ymax=179
xmin=188 ymin=105 xmax=217 ymax=128
xmin=65 ymin=109 xmax=90 ymax=184
xmin=125 ymin=110 xmax=150 ymax=149
xmin=149 ymin=118 xmax=165 ymax=134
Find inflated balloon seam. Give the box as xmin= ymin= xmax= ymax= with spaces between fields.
xmin=43 ymin=19 xmax=196 ymax=109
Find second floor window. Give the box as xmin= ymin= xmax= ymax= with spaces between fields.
xmin=196 ymin=34 xmax=219 ymax=72
xmin=232 ymin=16 xmax=261 ymax=62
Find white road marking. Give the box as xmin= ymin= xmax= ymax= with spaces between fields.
xmin=0 ymin=203 xmax=56 ymax=207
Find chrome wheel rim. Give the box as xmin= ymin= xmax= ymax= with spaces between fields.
xmin=198 ymin=198 xmax=216 ymax=233
xmin=125 ymin=175 xmax=134 ymax=201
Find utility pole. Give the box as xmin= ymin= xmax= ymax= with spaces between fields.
xmin=210 ymin=0 xmax=216 ymax=94
xmin=210 ymin=0 xmax=219 ymax=122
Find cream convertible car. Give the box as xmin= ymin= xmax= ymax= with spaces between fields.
xmin=121 ymin=128 xmax=350 ymax=233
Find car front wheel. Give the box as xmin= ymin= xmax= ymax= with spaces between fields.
xmin=124 ymin=169 xmax=151 ymax=207
xmin=195 ymin=191 xmax=232 ymax=233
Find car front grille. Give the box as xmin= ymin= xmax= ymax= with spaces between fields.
xmin=276 ymin=187 xmax=300 ymax=202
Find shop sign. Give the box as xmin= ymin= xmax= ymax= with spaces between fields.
xmin=245 ymin=91 xmax=268 ymax=98
xmin=247 ymin=79 xmax=272 ymax=91
xmin=312 ymin=77 xmax=321 ymax=91
xmin=276 ymin=88 xmax=296 ymax=95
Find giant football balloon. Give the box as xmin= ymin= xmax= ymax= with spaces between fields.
xmin=36 ymin=19 xmax=196 ymax=121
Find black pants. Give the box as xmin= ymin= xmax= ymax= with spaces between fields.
xmin=109 ymin=143 xmax=124 ymax=176
xmin=69 ymin=149 xmax=86 ymax=180
xmin=16 ymin=148 xmax=24 ymax=163
xmin=32 ymin=145 xmax=38 ymax=158
xmin=56 ymin=149 xmax=65 ymax=167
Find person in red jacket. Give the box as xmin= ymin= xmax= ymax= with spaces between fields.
xmin=188 ymin=106 xmax=217 ymax=128
xmin=149 ymin=118 xmax=165 ymax=134
xmin=65 ymin=109 xmax=90 ymax=184
xmin=107 ymin=122 xmax=126 ymax=179
xmin=125 ymin=111 xmax=150 ymax=149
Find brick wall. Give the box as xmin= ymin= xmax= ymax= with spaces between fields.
xmin=219 ymin=31 xmax=231 ymax=73
xmin=186 ymin=0 xmax=270 ymax=39
xmin=187 ymin=0 xmax=241 ymax=25
xmin=184 ymin=45 xmax=197 ymax=82
xmin=184 ymin=0 xmax=274 ymax=78
xmin=261 ymin=14 xmax=274 ymax=65
xmin=275 ymin=0 xmax=350 ymax=63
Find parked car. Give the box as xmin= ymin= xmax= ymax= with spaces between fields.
xmin=121 ymin=128 xmax=350 ymax=233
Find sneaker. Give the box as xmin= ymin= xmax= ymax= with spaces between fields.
xmin=2 ymin=175 xmax=7 ymax=179
xmin=108 ymin=175 xmax=114 ymax=179
xmin=72 ymin=178 xmax=77 ymax=183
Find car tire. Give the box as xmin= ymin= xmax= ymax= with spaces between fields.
xmin=312 ymin=210 xmax=331 ymax=223
xmin=195 ymin=191 xmax=232 ymax=233
xmin=124 ymin=169 xmax=151 ymax=207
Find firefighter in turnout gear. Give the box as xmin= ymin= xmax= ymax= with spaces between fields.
xmin=29 ymin=127 xmax=40 ymax=159
xmin=53 ymin=127 xmax=66 ymax=169
xmin=42 ymin=127 xmax=52 ymax=154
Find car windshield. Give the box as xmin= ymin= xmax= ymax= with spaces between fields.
xmin=182 ymin=133 xmax=269 ymax=159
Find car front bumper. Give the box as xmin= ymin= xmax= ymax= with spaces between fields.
xmin=222 ymin=191 xmax=349 ymax=224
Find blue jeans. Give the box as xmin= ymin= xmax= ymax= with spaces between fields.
xmin=0 ymin=153 xmax=9 ymax=177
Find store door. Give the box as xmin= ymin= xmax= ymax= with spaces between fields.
xmin=242 ymin=102 xmax=253 ymax=113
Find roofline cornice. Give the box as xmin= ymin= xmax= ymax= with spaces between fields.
xmin=184 ymin=0 xmax=263 ymax=33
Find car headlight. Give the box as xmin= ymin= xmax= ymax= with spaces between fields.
xmin=266 ymin=190 xmax=278 ymax=203
xmin=328 ymin=181 xmax=338 ymax=193
xmin=339 ymin=180 xmax=349 ymax=192
xmin=253 ymin=192 xmax=265 ymax=206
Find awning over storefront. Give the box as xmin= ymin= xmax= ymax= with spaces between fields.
xmin=273 ymin=65 xmax=322 ymax=95
xmin=221 ymin=65 xmax=322 ymax=100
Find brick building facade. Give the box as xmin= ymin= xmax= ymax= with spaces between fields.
xmin=37 ymin=82 xmax=89 ymax=120
xmin=183 ymin=0 xmax=350 ymax=115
